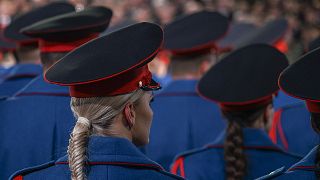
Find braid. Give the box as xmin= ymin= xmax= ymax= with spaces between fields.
xmin=224 ymin=118 xmax=246 ymax=180
xmin=68 ymin=117 xmax=91 ymax=180
xmin=222 ymin=105 xmax=268 ymax=180
xmin=67 ymin=90 xmax=145 ymax=179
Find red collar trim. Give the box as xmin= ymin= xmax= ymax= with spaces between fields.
xmin=289 ymin=165 xmax=317 ymax=171
xmin=56 ymin=161 xmax=164 ymax=171
xmin=39 ymin=33 xmax=98 ymax=53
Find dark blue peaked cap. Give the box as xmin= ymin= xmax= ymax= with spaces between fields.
xmin=279 ymin=47 xmax=320 ymax=113
xmin=198 ymin=44 xmax=288 ymax=110
xmin=4 ymin=2 xmax=75 ymax=43
xmin=45 ymin=22 xmax=163 ymax=98
xmin=234 ymin=19 xmax=288 ymax=52
xmin=21 ymin=6 xmax=112 ymax=42
xmin=164 ymin=11 xmax=229 ymax=55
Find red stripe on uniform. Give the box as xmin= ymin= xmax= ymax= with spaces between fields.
xmin=276 ymin=112 xmax=289 ymax=150
xmin=269 ymin=109 xmax=282 ymax=144
xmin=13 ymin=175 xmax=23 ymax=180
xmin=170 ymin=157 xmax=185 ymax=177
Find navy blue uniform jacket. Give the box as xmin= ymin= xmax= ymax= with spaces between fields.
xmin=10 ymin=137 xmax=184 ymax=180
xmin=144 ymin=80 xmax=226 ymax=170
xmin=0 ymin=76 xmax=74 ymax=180
xmin=171 ymin=128 xmax=301 ymax=180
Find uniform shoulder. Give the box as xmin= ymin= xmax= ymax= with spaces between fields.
xmin=255 ymin=166 xmax=286 ymax=180
xmin=175 ymin=145 xmax=220 ymax=160
xmin=174 ymin=146 xmax=213 ymax=160
xmin=9 ymin=161 xmax=56 ymax=180
xmin=157 ymin=170 xmax=185 ymax=179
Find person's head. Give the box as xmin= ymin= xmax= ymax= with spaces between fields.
xmin=45 ymin=22 xmax=163 ymax=180
xmin=278 ymin=44 xmax=320 ymax=178
xmin=198 ymin=44 xmax=288 ymax=180
xmin=169 ymin=52 xmax=216 ymax=80
xmin=21 ymin=6 xmax=113 ymax=72
xmin=3 ymin=2 xmax=75 ymax=64
xmin=164 ymin=11 xmax=229 ymax=79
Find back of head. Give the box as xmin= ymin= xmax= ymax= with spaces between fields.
xmin=21 ymin=6 xmax=113 ymax=71
xmin=279 ymin=42 xmax=320 ymax=178
xmin=68 ymin=90 xmax=145 ymax=180
xmin=164 ymin=11 xmax=229 ymax=79
xmin=3 ymin=2 xmax=75 ymax=63
xmin=44 ymin=22 xmax=163 ymax=180
xmin=198 ymin=44 xmax=289 ymax=180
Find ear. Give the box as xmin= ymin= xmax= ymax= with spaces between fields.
xmin=123 ymin=102 xmax=136 ymax=129
xmin=264 ymin=104 xmax=274 ymax=131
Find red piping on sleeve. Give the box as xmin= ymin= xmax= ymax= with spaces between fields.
xmin=269 ymin=109 xmax=282 ymax=144
xmin=171 ymin=157 xmax=185 ymax=177
xmin=13 ymin=175 xmax=23 ymax=180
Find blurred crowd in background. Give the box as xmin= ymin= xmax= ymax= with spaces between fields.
xmin=0 ymin=0 xmax=319 ymax=67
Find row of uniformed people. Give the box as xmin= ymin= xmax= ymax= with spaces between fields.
xmin=0 ymin=2 xmax=319 ymax=180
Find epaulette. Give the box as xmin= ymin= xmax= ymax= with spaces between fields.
xmin=255 ymin=166 xmax=286 ymax=180
xmin=9 ymin=161 xmax=55 ymax=180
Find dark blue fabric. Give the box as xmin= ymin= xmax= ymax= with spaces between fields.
xmin=144 ymin=80 xmax=226 ymax=170
xmin=0 ymin=64 xmax=42 ymax=98
xmin=173 ymin=128 xmax=301 ymax=180
xmin=0 ymin=75 xmax=74 ymax=180
xmin=262 ymin=146 xmax=319 ymax=179
xmin=273 ymin=91 xmax=319 ymax=156
xmin=10 ymin=137 xmax=184 ymax=180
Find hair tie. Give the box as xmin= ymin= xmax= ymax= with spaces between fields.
xmin=77 ymin=116 xmax=91 ymax=127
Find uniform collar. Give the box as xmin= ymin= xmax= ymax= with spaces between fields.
xmin=56 ymin=136 xmax=164 ymax=171
xmin=288 ymin=145 xmax=319 ymax=171
xmin=14 ymin=75 xmax=69 ymax=97
xmin=3 ymin=64 xmax=42 ymax=80
xmin=207 ymin=128 xmax=284 ymax=151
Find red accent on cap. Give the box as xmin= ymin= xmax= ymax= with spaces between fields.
xmin=306 ymin=101 xmax=320 ymax=113
xmin=274 ymin=38 xmax=288 ymax=53
xmin=70 ymin=65 xmax=155 ymax=97
xmin=219 ymin=96 xmax=273 ymax=111
xmin=39 ymin=33 xmax=98 ymax=53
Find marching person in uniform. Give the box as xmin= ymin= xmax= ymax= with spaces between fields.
xmin=10 ymin=22 xmax=184 ymax=180
xmin=0 ymin=6 xmax=112 ymax=180
xmin=171 ymin=44 xmax=301 ymax=180
xmin=144 ymin=11 xmax=229 ymax=170
xmin=0 ymin=2 xmax=75 ymax=98
xmin=258 ymin=47 xmax=320 ymax=180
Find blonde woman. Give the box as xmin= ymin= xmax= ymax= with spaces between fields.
xmin=10 ymin=22 xmax=184 ymax=180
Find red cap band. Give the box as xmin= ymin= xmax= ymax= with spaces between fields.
xmin=306 ymin=101 xmax=320 ymax=113
xmin=219 ymin=96 xmax=273 ymax=111
xmin=39 ymin=33 xmax=99 ymax=53
xmin=274 ymin=38 xmax=288 ymax=53
xmin=70 ymin=65 xmax=153 ymax=97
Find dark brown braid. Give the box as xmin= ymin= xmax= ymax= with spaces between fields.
xmin=310 ymin=113 xmax=320 ymax=179
xmin=222 ymin=105 xmax=268 ymax=180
